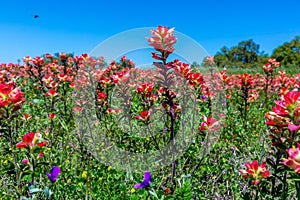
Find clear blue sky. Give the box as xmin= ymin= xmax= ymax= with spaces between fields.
xmin=1 ymin=0 xmax=300 ymax=63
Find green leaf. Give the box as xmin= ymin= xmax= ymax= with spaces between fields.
xmin=20 ymin=197 xmax=32 ymax=200
xmin=44 ymin=186 xmax=53 ymax=198
xmin=29 ymin=187 xmax=42 ymax=195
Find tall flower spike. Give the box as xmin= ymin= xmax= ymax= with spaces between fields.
xmin=147 ymin=26 xmax=177 ymax=60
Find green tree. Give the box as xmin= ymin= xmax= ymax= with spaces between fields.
xmin=272 ymin=36 xmax=300 ymax=67
xmin=214 ymin=39 xmax=265 ymax=68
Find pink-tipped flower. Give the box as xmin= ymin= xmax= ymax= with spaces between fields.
xmin=199 ymin=116 xmax=221 ymax=132
xmin=38 ymin=152 xmax=44 ymax=158
xmin=23 ymin=56 xmax=31 ymax=63
xmin=263 ymin=63 xmax=272 ymax=73
xmin=97 ymin=91 xmax=107 ymax=101
xmin=107 ymin=108 xmax=122 ymax=114
xmin=59 ymin=52 xmax=67 ymax=60
xmin=22 ymin=159 xmax=29 ymax=165
xmin=57 ymin=74 xmax=68 ymax=82
xmin=0 ymin=82 xmax=25 ymax=111
xmin=147 ymin=26 xmax=177 ymax=60
xmin=240 ymin=160 xmax=270 ymax=185
xmin=21 ymin=113 xmax=32 ymax=120
xmin=136 ymin=82 xmax=155 ymax=96
xmin=45 ymin=89 xmax=58 ymax=97
xmin=282 ymin=144 xmax=300 ymax=173
xmin=239 ymin=74 xmax=253 ymax=88
xmin=136 ymin=110 xmax=152 ymax=121
xmin=268 ymin=58 xmax=280 ymax=68
xmin=16 ymin=132 xmax=48 ymax=149
xmin=48 ymin=113 xmax=56 ymax=120
xmin=205 ymin=56 xmax=215 ymax=65
xmin=288 ymin=124 xmax=300 ymax=132
xmin=265 ymin=90 xmax=300 ymax=130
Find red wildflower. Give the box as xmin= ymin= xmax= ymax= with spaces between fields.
xmin=240 ymin=160 xmax=270 ymax=185
xmin=48 ymin=113 xmax=56 ymax=120
xmin=239 ymin=74 xmax=253 ymax=88
xmin=98 ymin=91 xmax=107 ymax=101
xmin=16 ymin=132 xmax=48 ymax=148
xmin=147 ymin=26 xmax=177 ymax=60
xmin=268 ymin=58 xmax=280 ymax=68
xmin=21 ymin=113 xmax=32 ymax=120
xmin=45 ymin=89 xmax=58 ymax=97
xmin=263 ymin=63 xmax=272 ymax=73
xmin=282 ymin=143 xmax=300 ymax=173
xmin=0 ymin=82 xmax=24 ymax=111
xmin=59 ymin=52 xmax=67 ymax=60
xmin=199 ymin=116 xmax=221 ymax=131
xmin=136 ymin=110 xmax=152 ymax=121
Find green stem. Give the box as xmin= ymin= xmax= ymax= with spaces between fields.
xmin=295 ymin=181 xmax=300 ymax=200
xmin=6 ymin=108 xmax=21 ymax=195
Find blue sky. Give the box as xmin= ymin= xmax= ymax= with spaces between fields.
xmin=1 ymin=0 xmax=300 ymax=64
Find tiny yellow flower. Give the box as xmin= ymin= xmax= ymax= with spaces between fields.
xmin=82 ymin=171 xmax=88 ymax=178
xmin=146 ymin=137 xmax=150 ymax=141
xmin=97 ymin=167 xmax=101 ymax=170
xmin=66 ymin=146 xmax=70 ymax=149
xmin=107 ymin=166 xmax=111 ymax=171
xmin=222 ymin=157 xmax=227 ymax=162
xmin=99 ymin=177 xmax=103 ymax=181
xmin=131 ymin=188 xmax=136 ymax=193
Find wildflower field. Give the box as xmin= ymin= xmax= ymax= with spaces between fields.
xmin=1 ymin=26 xmax=300 ymax=199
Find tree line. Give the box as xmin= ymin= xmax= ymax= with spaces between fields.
xmin=211 ymin=36 xmax=300 ymax=68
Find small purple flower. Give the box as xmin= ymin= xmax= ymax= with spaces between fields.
xmin=162 ymin=127 xmax=168 ymax=134
xmin=201 ymin=95 xmax=208 ymax=101
xmin=170 ymin=109 xmax=175 ymax=119
xmin=46 ymin=166 xmax=60 ymax=182
xmin=134 ymin=171 xmax=152 ymax=189
xmin=222 ymin=100 xmax=227 ymax=106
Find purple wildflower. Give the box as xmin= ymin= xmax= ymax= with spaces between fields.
xmin=46 ymin=166 xmax=60 ymax=182
xmin=134 ymin=171 xmax=152 ymax=189
xmin=170 ymin=109 xmax=175 ymax=119
xmin=201 ymin=95 xmax=208 ymax=101
xmin=162 ymin=127 xmax=168 ymax=134
xmin=222 ymin=100 xmax=227 ymax=106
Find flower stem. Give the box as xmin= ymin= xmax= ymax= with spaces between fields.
xmin=295 ymin=181 xmax=300 ymax=200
